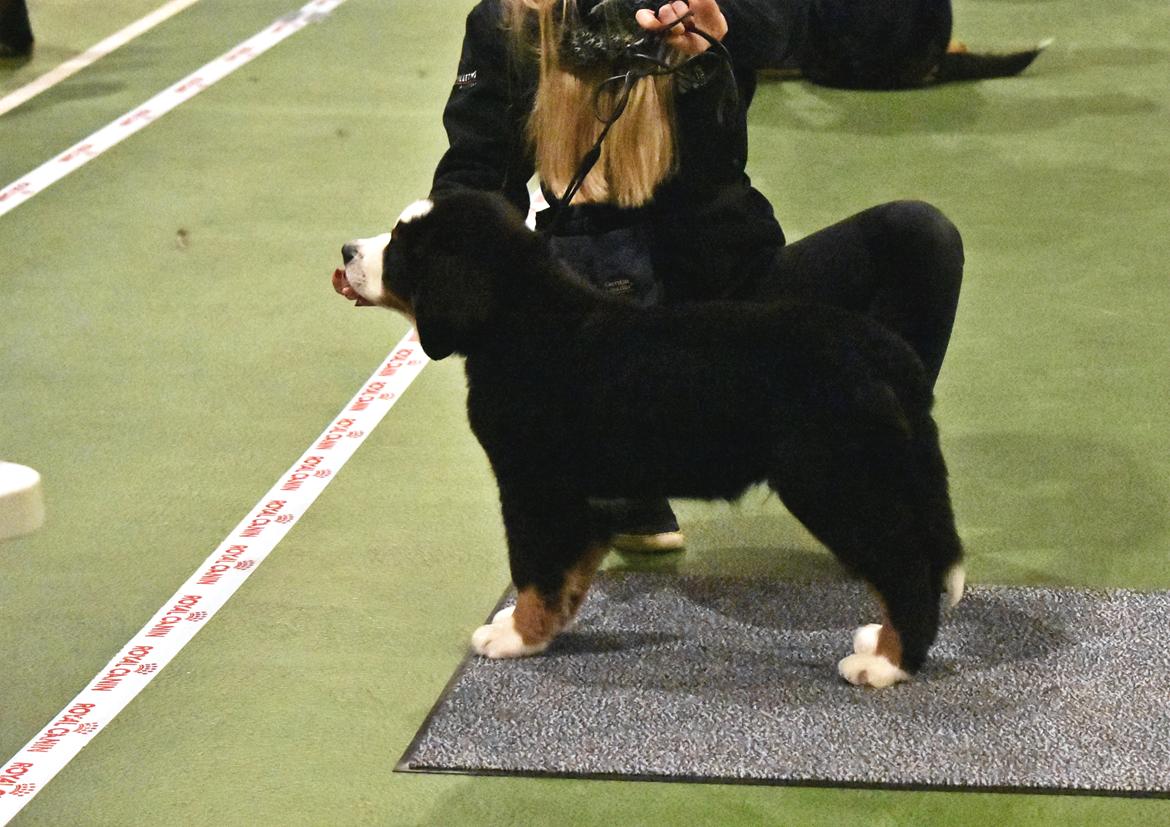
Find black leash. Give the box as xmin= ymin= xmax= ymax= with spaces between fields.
xmin=544 ymin=14 xmax=735 ymax=233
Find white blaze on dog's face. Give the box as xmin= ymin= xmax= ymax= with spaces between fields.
xmin=341 ymin=199 xmax=433 ymax=310
xmin=342 ymin=231 xmax=391 ymax=304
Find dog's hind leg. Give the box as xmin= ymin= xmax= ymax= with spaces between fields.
xmin=837 ymin=566 xmax=940 ymax=688
xmin=768 ymin=417 xmax=963 ymax=687
xmin=471 ymin=483 xmax=608 ymax=659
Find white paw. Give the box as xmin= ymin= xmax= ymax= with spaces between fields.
xmin=852 ymin=623 xmax=883 ymax=655
xmin=471 ymin=605 xmax=548 ymax=659
xmin=838 ymin=653 xmax=911 ymax=689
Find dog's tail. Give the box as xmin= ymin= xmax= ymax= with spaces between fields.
xmin=933 ymin=39 xmax=1052 ymax=83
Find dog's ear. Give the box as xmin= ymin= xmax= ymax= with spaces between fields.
xmin=411 ymin=253 xmax=496 ymax=360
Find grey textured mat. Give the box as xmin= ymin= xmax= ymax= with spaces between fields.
xmin=399 ymin=573 xmax=1170 ymax=797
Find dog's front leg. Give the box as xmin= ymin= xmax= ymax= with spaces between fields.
xmin=471 ymin=483 xmax=607 ymax=659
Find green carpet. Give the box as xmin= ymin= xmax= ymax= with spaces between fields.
xmin=2 ymin=1 xmax=1169 ymax=824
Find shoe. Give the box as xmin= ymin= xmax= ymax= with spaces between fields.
xmin=605 ymin=498 xmax=685 ymax=554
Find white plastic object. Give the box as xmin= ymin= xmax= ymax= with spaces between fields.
xmin=0 ymin=462 xmax=45 ymax=541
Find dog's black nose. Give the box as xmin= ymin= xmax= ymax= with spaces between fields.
xmin=341 ymin=243 xmax=358 ymax=264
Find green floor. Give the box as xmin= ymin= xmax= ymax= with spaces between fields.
xmin=2 ymin=1 xmax=1169 ymax=824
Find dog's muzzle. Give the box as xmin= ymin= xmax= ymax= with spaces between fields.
xmin=338 ymin=232 xmax=391 ymax=306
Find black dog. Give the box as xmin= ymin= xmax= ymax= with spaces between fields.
xmin=759 ymin=0 xmax=1048 ymax=89
xmin=338 ymin=190 xmax=965 ymax=688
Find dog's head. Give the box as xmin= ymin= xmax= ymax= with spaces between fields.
xmin=339 ymin=191 xmax=540 ymax=361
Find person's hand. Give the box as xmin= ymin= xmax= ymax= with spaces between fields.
xmin=635 ymin=0 xmax=727 ymax=55
xmin=332 ymin=268 xmax=373 ymax=306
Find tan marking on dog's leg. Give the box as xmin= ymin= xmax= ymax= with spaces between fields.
xmin=515 ymin=544 xmax=606 ymax=641
xmin=470 ymin=587 xmax=559 ymax=659
xmin=563 ymin=544 xmax=608 ymax=623
xmin=854 ymin=591 xmax=905 ymax=666
xmin=839 ymin=601 xmax=911 ymax=688
xmin=471 ymin=546 xmax=608 ymax=658
xmin=875 ymin=606 xmax=904 ymax=668
xmin=512 ymin=587 xmax=564 ymax=647
xmin=470 ymin=597 xmax=548 ymax=659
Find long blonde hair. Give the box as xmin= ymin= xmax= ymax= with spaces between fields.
xmin=505 ymin=0 xmax=678 ymax=208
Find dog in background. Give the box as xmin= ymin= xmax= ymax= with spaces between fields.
xmin=761 ymin=0 xmax=1049 ymax=89
xmin=336 ymin=190 xmax=966 ymax=688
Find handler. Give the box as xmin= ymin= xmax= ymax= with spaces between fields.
xmin=337 ymin=0 xmax=964 ymax=552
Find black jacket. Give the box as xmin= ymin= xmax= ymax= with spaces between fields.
xmin=430 ymin=0 xmax=803 ymax=302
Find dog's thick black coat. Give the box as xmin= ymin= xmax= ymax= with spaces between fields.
xmin=386 ymin=190 xmax=963 ymax=673
xmin=774 ymin=0 xmax=1045 ymax=89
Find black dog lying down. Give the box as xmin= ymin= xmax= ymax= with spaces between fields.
xmin=757 ymin=0 xmax=1048 ymax=89
xmin=338 ymin=190 xmax=965 ymax=688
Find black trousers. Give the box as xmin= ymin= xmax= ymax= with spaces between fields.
xmin=746 ymin=200 xmax=964 ymax=388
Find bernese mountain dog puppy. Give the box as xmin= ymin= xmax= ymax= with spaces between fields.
xmin=336 ymin=190 xmax=965 ymax=688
